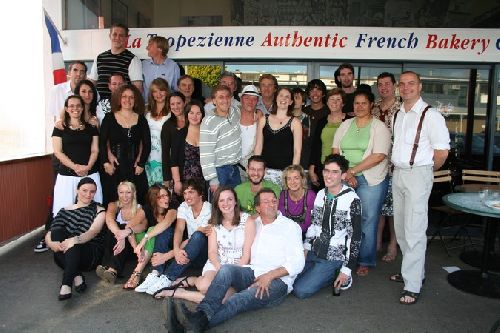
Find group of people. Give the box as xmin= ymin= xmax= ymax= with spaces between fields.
xmin=42 ymin=22 xmax=451 ymax=331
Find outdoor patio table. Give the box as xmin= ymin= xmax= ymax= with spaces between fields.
xmin=454 ymin=185 xmax=500 ymax=272
xmin=442 ymin=192 xmax=500 ymax=298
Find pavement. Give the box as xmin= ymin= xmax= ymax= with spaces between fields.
xmin=1 ymin=230 xmax=499 ymax=333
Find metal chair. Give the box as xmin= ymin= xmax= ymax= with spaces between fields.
xmin=428 ymin=170 xmax=476 ymax=256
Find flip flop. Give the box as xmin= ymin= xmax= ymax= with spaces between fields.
xmin=152 ymin=276 xmax=189 ymax=298
xmin=400 ymin=290 xmax=419 ymax=305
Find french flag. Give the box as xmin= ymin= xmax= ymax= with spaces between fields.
xmin=44 ymin=12 xmax=66 ymax=85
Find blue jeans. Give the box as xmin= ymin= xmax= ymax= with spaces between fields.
xmin=164 ymin=231 xmax=208 ymax=279
xmin=355 ymin=174 xmax=388 ymax=267
xmin=198 ymin=265 xmax=288 ymax=328
xmin=216 ymin=165 xmax=241 ymax=188
xmin=152 ymin=226 xmax=174 ymax=273
xmin=293 ymin=251 xmax=343 ymax=299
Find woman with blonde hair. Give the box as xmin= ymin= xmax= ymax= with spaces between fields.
xmin=96 ymin=181 xmax=151 ymax=289
xmin=279 ymin=165 xmax=316 ymax=239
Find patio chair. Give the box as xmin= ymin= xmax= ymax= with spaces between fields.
xmin=462 ymin=169 xmax=500 ymax=185
xmin=428 ymin=170 xmax=476 ymax=256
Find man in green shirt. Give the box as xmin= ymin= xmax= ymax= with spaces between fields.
xmin=235 ymin=155 xmax=281 ymax=215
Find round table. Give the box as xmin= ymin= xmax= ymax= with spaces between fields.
xmin=442 ymin=193 xmax=500 ymax=298
xmin=453 ymin=185 xmax=500 ymax=272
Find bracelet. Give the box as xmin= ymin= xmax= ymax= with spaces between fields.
xmin=75 ymin=235 xmax=81 ymax=244
xmin=144 ymin=233 xmax=149 ymax=240
xmin=127 ymin=227 xmax=134 ymax=236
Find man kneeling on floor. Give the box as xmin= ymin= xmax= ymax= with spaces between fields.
xmin=293 ymin=154 xmax=362 ymax=298
xmin=167 ymin=188 xmax=304 ymax=332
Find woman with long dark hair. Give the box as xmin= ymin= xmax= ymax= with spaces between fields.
xmin=154 ymin=186 xmax=255 ymax=303
xmin=254 ymin=87 xmax=302 ymax=187
xmin=145 ymin=78 xmax=171 ymax=185
xmin=171 ymin=100 xmax=206 ymax=197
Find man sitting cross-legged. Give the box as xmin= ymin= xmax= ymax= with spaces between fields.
xmin=167 ymin=188 xmax=304 ymax=332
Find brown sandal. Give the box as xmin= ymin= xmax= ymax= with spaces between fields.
xmin=123 ymin=271 xmax=141 ymax=289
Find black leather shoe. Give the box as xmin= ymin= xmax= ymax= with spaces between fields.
xmin=164 ymin=298 xmax=184 ymax=332
xmin=58 ymin=292 xmax=72 ymax=301
xmin=175 ymin=301 xmax=208 ymax=333
xmin=75 ymin=275 xmax=87 ymax=293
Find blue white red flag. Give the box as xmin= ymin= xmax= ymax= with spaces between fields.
xmin=44 ymin=11 xmax=66 ymax=85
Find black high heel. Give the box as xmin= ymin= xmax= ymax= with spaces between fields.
xmin=75 ymin=275 xmax=87 ymax=293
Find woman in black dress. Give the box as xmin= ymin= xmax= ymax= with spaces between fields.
xmin=100 ymin=84 xmax=151 ymax=205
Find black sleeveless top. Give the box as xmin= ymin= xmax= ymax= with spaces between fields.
xmin=261 ymin=115 xmax=294 ymax=170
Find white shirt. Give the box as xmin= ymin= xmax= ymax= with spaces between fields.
xmin=250 ymin=212 xmax=305 ymax=293
xmin=391 ymin=97 xmax=450 ymax=168
xmin=48 ymin=81 xmax=72 ymax=121
xmin=177 ymin=201 xmax=212 ymax=237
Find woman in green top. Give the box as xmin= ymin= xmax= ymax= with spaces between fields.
xmin=309 ymin=88 xmax=348 ymax=190
xmin=332 ymin=90 xmax=391 ymax=277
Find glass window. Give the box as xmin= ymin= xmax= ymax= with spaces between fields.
xmin=225 ymin=63 xmax=308 ymax=88
xmin=358 ymin=65 xmax=402 ymax=99
xmin=404 ymin=67 xmax=471 ymax=157
xmin=64 ymin=0 xmax=500 ymax=29
xmin=494 ymin=67 xmax=500 ymax=161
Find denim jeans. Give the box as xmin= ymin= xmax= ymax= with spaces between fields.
xmin=292 ymin=251 xmax=343 ymax=299
xmin=355 ymin=174 xmax=388 ymax=267
xmin=215 ymin=165 xmax=241 ymax=188
xmin=164 ymin=231 xmax=208 ymax=279
xmin=198 ymin=265 xmax=288 ymax=328
xmin=152 ymin=226 xmax=174 ymax=273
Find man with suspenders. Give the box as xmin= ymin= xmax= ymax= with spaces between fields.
xmin=390 ymin=71 xmax=450 ymax=305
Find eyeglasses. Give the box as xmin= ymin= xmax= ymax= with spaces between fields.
xmin=157 ymin=194 xmax=169 ymax=199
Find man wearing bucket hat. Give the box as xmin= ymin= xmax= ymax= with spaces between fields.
xmin=239 ymin=85 xmax=263 ymax=178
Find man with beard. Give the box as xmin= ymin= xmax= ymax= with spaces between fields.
xmin=235 ymin=155 xmax=281 ymax=215
xmin=303 ymin=79 xmax=329 ymax=186
xmin=336 ymin=63 xmax=356 ymax=116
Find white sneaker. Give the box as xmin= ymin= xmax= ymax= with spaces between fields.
xmin=340 ymin=276 xmax=352 ymax=290
xmin=135 ymin=272 xmax=160 ymax=293
xmin=146 ymin=275 xmax=172 ymax=295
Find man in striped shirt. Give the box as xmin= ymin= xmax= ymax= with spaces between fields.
xmin=200 ymin=85 xmax=242 ymax=193
xmin=89 ymin=23 xmax=143 ymax=100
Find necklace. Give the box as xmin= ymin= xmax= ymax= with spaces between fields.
xmin=69 ymin=122 xmax=84 ymax=130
